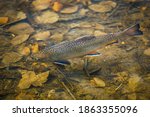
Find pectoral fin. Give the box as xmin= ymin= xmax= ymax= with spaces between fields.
xmin=53 ymin=60 xmax=70 ymax=66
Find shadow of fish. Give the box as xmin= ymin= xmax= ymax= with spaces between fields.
xmin=32 ymin=24 xmax=143 ymax=65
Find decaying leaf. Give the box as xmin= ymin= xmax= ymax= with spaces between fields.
xmin=11 ymin=34 xmax=30 ymax=46
xmin=0 ymin=17 xmax=9 ymax=24
xmin=8 ymin=23 xmax=34 ymax=35
xmin=2 ymin=52 xmax=22 ymax=65
xmin=18 ymin=70 xmax=49 ymax=89
xmin=52 ymin=2 xmax=63 ymax=12
xmin=32 ymin=71 xmax=49 ymax=86
xmin=31 ymin=43 xmax=39 ymax=53
xmin=128 ymin=74 xmax=141 ymax=92
xmin=18 ymin=70 xmax=36 ymax=89
xmin=21 ymin=47 xmax=31 ymax=56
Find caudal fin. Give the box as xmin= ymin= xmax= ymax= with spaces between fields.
xmin=124 ymin=23 xmax=143 ymax=36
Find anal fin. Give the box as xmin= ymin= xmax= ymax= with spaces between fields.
xmin=86 ymin=52 xmax=101 ymax=57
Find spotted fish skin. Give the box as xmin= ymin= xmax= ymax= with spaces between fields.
xmin=32 ymin=24 xmax=143 ymax=61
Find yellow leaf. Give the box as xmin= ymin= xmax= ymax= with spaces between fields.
xmin=32 ymin=71 xmax=49 ymax=86
xmin=31 ymin=43 xmax=39 ymax=53
xmin=52 ymin=2 xmax=63 ymax=12
xmin=0 ymin=17 xmax=8 ymax=24
xmin=22 ymin=47 xmax=30 ymax=56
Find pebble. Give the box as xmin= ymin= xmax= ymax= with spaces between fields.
xmin=2 ymin=52 xmax=22 ymax=65
xmin=32 ymin=31 xmax=51 ymax=41
xmin=11 ymin=34 xmax=30 ymax=46
xmin=8 ymin=23 xmax=34 ymax=35
xmin=32 ymin=0 xmax=51 ymax=11
xmin=92 ymin=77 xmax=106 ymax=87
xmin=34 ymin=11 xmax=59 ymax=24
xmin=89 ymin=1 xmax=117 ymax=13
xmin=0 ymin=17 xmax=9 ymax=24
xmin=61 ymin=6 xmax=78 ymax=14
xmin=144 ymin=48 xmax=150 ymax=56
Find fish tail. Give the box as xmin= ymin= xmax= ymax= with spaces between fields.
xmin=123 ymin=23 xmax=143 ymax=36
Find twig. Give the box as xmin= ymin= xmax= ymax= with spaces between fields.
xmin=57 ymin=78 xmax=76 ymax=100
xmin=53 ymin=64 xmax=76 ymax=100
xmin=115 ymin=83 xmax=123 ymax=91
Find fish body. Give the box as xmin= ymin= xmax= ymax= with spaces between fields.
xmin=32 ymin=24 xmax=143 ymax=62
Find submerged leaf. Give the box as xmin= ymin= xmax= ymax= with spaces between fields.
xmin=18 ymin=70 xmax=49 ymax=89
xmin=32 ymin=71 xmax=49 ymax=86
xmin=18 ymin=71 xmax=36 ymax=89
xmin=2 ymin=52 xmax=22 ymax=65
xmin=52 ymin=2 xmax=63 ymax=12
xmin=11 ymin=34 xmax=29 ymax=46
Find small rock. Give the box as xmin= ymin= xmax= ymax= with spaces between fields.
xmin=34 ymin=11 xmax=59 ymax=24
xmin=61 ymin=6 xmax=78 ymax=14
xmin=8 ymin=23 xmax=34 ymax=35
xmin=92 ymin=77 xmax=106 ymax=87
xmin=0 ymin=17 xmax=9 ymax=24
xmin=2 ymin=52 xmax=22 ymax=65
xmin=32 ymin=0 xmax=51 ymax=11
xmin=11 ymin=34 xmax=30 ymax=46
xmin=144 ymin=48 xmax=150 ymax=56
xmin=94 ymin=30 xmax=106 ymax=36
xmin=32 ymin=31 xmax=51 ymax=41
xmin=89 ymin=1 xmax=117 ymax=13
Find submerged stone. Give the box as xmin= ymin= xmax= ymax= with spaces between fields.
xmin=89 ymin=1 xmax=117 ymax=13
xmin=8 ymin=23 xmax=34 ymax=35
xmin=34 ymin=11 xmax=59 ymax=24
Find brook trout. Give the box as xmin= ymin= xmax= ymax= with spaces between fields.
xmin=32 ymin=24 xmax=143 ymax=63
